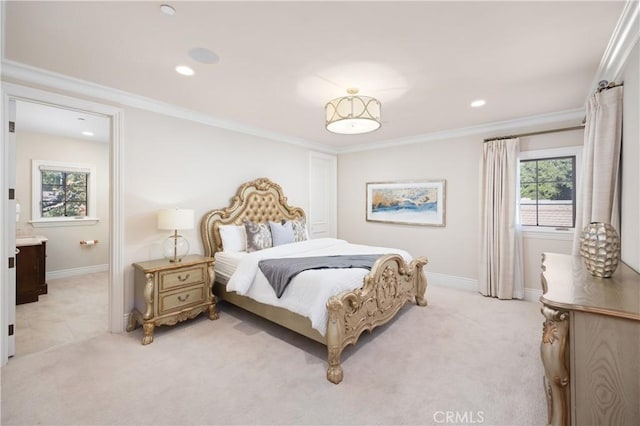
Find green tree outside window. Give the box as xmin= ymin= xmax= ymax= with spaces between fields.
xmin=41 ymin=170 xmax=88 ymax=217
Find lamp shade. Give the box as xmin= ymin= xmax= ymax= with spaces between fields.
xmin=157 ymin=208 xmax=194 ymax=230
xmin=325 ymin=90 xmax=381 ymax=135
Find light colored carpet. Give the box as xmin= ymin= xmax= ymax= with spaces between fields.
xmin=1 ymin=284 xmax=546 ymax=425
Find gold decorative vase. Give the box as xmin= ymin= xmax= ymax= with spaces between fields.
xmin=579 ymin=222 xmax=620 ymax=278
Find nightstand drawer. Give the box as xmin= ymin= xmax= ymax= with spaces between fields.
xmin=159 ymin=266 xmax=205 ymax=292
xmin=159 ymin=285 xmax=205 ymax=315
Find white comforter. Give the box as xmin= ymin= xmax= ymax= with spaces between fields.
xmin=226 ymin=238 xmax=412 ymax=336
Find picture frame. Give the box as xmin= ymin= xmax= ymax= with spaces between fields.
xmin=366 ymin=180 xmax=446 ymax=226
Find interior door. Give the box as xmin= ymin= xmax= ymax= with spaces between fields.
xmin=308 ymin=152 xmax=337 ymax=238
xmin=6 ymin=99 xmax=17 ymax=357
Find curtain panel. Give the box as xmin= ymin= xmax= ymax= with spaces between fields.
xmin=479 ymin=138 xmax=524 ymax=299
xmin=573 ymin=86 xmax=623 ymax=254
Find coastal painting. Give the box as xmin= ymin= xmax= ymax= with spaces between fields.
xmin=366 ymin=180 xmax=446 ymax=226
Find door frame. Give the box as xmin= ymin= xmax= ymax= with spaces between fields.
xmin=1 ymin=82 xmax=124 ymax=365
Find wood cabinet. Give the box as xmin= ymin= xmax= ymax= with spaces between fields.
xmin=540 ymin=253 xmax=640 ymax=426
xmin=16 ymin=237 xmax=48 ymax=305
xmin=127 ymin=255 xmax=218 ymax=344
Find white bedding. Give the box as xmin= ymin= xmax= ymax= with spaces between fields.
xmin=218 ymin=238 xmax=412 ymax=336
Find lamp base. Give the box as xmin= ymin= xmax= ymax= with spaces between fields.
xmin=162 ymin=233 xmax=190 ymax=263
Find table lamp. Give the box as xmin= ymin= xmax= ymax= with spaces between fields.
xmin=157 ymin=208 xmax=194 ymax=262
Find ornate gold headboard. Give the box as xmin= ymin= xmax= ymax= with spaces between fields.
xmin=201 ymin=178 xmax=306 ymax=257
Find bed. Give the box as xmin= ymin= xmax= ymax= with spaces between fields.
xmin=201 ymin=177 xmax=428 ymax=384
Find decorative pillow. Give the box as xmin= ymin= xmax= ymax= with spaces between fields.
xmin=269 ymin=220 xmax=295 ymax=246
xmin=291 ymin=218 xmax=309 ymax=242
xmin=218 ymin=225 xmax=247 ymax=252
xmin=244 ymin=220 xmax=273 ymax=252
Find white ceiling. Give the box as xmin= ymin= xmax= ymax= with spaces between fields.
xmin=3 ymin=1 xmax=626 ymax=149
xmin=15 ymin=101 xmax=111 ymax=143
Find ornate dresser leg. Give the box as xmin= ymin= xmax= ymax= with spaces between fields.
xmin=208 ymin=304 xmax=219 ymax=320
xmin=540 ymin=306 xmax=570 ymax=426
xmin=206 ymin=263 xmax=218 ymax=320
xmin=142 ymin=323 xmax=155 ymax=345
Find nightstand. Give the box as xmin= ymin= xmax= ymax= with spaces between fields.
xmin=127 ymin=255 xmax=218 ymax=344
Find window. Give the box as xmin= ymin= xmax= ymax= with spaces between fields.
xmin=41 ymin=169 xmax=88 ymax=217
xmin=519 ymin=147 xmax=581 ymax=232
xmin=31 ymin=160 xmax=98 ymax=227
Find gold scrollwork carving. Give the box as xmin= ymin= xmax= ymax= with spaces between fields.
xmin=324 ymin=254 xmax=428 ymax=384
xmin=143 ymin=273 xmax=154 ymax=320
xmin=540 ymin=306 xmax=570 ymax=426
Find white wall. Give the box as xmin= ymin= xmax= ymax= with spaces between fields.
xmin=122 ymin=107 xmax=315 ymax=311
xmin=620 ymin=39 xmax=639 ymax=271
xmin=338 ymin=128 xmax=584 ymax=293
xmin=15 ymin=131 xmax=109 ymax=273
xmin=338 ymin=135 xmax=481 ymax=282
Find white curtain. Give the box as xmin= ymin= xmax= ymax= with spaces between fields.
xmin=573 ymin=86 xmax=623 ymax=254
xmin=479 ymin=138 xmax=524 ymax=299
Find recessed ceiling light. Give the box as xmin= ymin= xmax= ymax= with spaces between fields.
xmin=471 ymin=99 xmax=486 ymax=108
xmin=189 ymin=47 xmax=220 ymax=65
xmin=175 ymin=65 xmax=194 ymax=76
xmin=160 ymin=4 xmax=176 ymax=16
xmin=82 ymin=131 xmax=94 ymax=136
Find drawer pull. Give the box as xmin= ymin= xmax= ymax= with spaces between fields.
xmin=177 ymin=294 xmax=190 ymax=302
xmin=177 ymin=274 xmax=190 ymax=282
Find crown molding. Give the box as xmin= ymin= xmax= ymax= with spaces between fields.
xmin=336 ymin=108 xmax=585 ymax=154
xmin=0 ymin=59 xmax=584 ymax=156
xmin=1 ymin=3 xmax=635 ymax=157
xmin=590 ymin=0 xmax=639 ymax=94
xmin=0 ymin=60 xmax=333 ymax=154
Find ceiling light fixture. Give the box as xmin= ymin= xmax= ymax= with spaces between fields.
xmin=325 ymin=88 xmax=381 ymax=135
xmin=471 ymin=99 xmax=486 ymax=108
xmin=175 ymin=65 xmax=194 ymax=76
xmin=82 ymin=131 xmax=94 ymax=136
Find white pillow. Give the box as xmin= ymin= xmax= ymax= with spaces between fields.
xmin=218 ymin=225 xmax=247 ymax=252
xmin=269 ymin=220 xmax=295 ymax=246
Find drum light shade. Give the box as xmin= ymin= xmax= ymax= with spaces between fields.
xmin=325 ymin=89 xmax=381 ymax=135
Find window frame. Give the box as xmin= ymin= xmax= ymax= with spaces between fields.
xmin=30 ymin=159 xmax=99 ymax=227
xmin=518 ymin=146 xmax=582 ymax=238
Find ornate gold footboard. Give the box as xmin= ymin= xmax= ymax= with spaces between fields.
xmin=326 ymin=254 xmax=428 ymax=384
xmin=201 ymin=177 xmax=429 ymax=384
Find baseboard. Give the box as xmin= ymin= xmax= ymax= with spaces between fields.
xmin=47 ymin=264 xmax=109 ymax=280
xmin=524 ymin=288 xmax=543 ymax=303
xmin=425 ymin=271 xmax=478 ymax=292
xmin=426 ymin=271 xmax=542 ymax=303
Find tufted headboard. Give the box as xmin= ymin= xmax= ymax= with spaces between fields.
xmin=201 ymin=177 xmax=306 ymax=257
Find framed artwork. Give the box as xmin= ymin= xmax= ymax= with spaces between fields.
xmin=366 ymin=180 xmax=446 ymax=226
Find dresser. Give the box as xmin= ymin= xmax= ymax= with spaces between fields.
xmin=540 ymin=253 xmax=640 ymax=426
xmin=16 ymin=236 xmax=48 ymax=304
xmin=127 ymin=255 xmax=218 ymax=344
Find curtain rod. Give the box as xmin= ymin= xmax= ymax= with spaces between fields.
xmin=596 ymin=80 xmax=623 ymax=93
xmin=483 ymin=125 xmax=585 ymax=143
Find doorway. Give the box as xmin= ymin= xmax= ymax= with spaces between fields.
xmin=1 ymin=83 xmax=124 ymax=365
xmin=13 ymin=100 xmax=110 ymax=356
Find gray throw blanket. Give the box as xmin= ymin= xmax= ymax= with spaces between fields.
xmin=258 ymin=255 xmax=382 ymax=298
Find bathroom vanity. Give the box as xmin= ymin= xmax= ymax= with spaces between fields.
xmin=16 ymin=236 xmax=48 ymax=304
